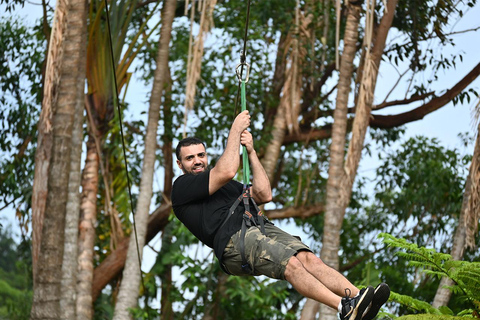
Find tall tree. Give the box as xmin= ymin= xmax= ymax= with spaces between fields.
xmin=316 ymin=2 xmax=398 ymax=319
xmin=30 ymin=0 xmax=87 ymax=316
xmin=59 ymin=0 xmax=87 ymax=317
xmin=310 ymin=2 xmax=362 ymax=319
xmin=112 ymin=0 xmax=177 ymax=318
xmin=433 ymin=120 xmax=480 ymax=307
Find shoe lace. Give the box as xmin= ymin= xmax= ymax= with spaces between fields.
xmin=344 ymin=288 xmax=352 ymax=299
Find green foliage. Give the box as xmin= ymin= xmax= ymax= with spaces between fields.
xmin=371 ymin=136 xmax=468 ymax=249
xmin=0 ymin=224 xmax=32 ymax=320
xmin=0 ymin=0 xmax=28 ymax=12
xmin=392 ymin=0 xmax=473 ymax=71
xmin=379 ymin=233 xmax=480 ymax=318
xmin=222 ymin=276 xmax=299 ymax=320
xmin=336 ymin=135 xmax=473 ymax=318
xmin=0 ymin=17 xmax=45 ymax=232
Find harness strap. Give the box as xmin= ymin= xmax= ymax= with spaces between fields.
xmin=239 ymin=217 xmax=252 ymax=273
xmin=250 ymin=196 xmax=267 ymax=235
xmin=218 ymin=194 xmax=243 ymax=231
xmin=222 ymin=186 xmax=268 ymax=274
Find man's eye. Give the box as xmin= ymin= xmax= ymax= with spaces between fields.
xmin=199 ymin=153 xmax=206 ymax=158
xmin=186 ymin=156 xmax=193 ymax=160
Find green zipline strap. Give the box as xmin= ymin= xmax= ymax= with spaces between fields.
xmin=240 ymin=80 xmax=250 ymax=186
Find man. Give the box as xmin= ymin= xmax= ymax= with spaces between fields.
xmin=171 ymin=110 xmax=390 ymax=320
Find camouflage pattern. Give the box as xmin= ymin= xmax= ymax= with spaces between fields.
xmin=221 ymin=223 xmax=311 ymax=280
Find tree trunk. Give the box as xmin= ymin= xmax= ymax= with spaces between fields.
xmin=310 ymin=4 xmax=361 ymax=320
xmin=342 ymin=0 xmax=397 ymax=195
xmin=262 ymin=13 xmax=310 ymax=182
xmin=159 ymin=223 xmax=174 ymax=320
xmin=432 ymin=121 xmax=480 ymax=307
xmin=59 ymin=3 xmax=87 ymax=312
xmin=300 ymin=299 xmax=320 ymax=320
xmin=465 ymin=122 xmax=480 ymax=249
xmin=76 ymin=136 xmax=100 ymax=320
xmin=160 ymin=70 xmax=175 ymax=320
xmin=432 ymin=175 xmax=469 ymax=307
xmin=31 ymin=117 xmax=52 ymax=287
xmin=262 ymin=103 xmax=288 ymax=182
xmin=30 ymin=0 xmax=65 ymax=286
xmin=60 ymin=100 xmax=84 ymax=320
xmin=317 ymin=2 xmax=397 ymax=319
xmin=112 ymin=0 xmax=177 ymax=318
xmin=30 ymin=0 xmax=86 ymax=314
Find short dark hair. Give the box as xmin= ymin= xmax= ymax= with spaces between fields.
xmin=175 ymin=137 xmax=206 ymax=160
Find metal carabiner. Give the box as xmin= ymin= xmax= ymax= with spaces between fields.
xmin=235 ymin=62 xmax=250 ymax=83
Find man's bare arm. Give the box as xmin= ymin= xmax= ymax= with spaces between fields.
xmin=209 ymin=110 xmax=251 ymax=195
xmin=241 ymin=130 xmax=272 ymax=204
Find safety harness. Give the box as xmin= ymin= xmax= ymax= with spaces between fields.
xmin=220 ymin=185 xmax=269 ymax=274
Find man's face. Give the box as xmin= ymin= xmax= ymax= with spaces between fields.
xmin=177 ymin=144 xmax=208 ymax=175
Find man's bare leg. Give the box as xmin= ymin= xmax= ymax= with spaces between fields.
xmin=284 ymin=255 xmax=341 ymax=310
xmin=295 ymin=251 xmax=359 ymax=297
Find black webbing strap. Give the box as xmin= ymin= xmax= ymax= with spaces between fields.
xmin=222 ymin=186 xmax=268 ymax=274
xmin=218 ymin=194 xmax=243 ymax=231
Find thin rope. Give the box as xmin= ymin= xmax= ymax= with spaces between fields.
xmin=103 ymin=0 xmax=150 ymax=315
xmin=233 ymin=0 xmax=252 ymax=117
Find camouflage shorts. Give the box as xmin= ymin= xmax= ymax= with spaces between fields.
xmin=221 ymin=223 xmax=311 ymax=280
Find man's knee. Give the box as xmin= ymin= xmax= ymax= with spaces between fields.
xmin=284 ymin=255 xmax=305 ymax=280
xmin=296 ymin=251 xmax=325 ymax=268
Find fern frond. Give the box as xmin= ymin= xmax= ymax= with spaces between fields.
xmin=390 ymin=291 xmax=442 ymax=315
xmin=423 ymin=269 xmax=449 ymax=279
xmin=378 ymin=233 xmax=480 ymax=317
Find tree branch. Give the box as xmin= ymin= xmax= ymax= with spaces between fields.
xmin=370 ymin=61 xmax=480 ymax=128
xmin=283 ymin=61 xmax=480 ymax=144
xmin=265 ymin=204 xmax=324 ymax=219
xmin=372 ymin=92 xmax=435 ymax=111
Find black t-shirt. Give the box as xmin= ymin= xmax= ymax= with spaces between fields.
xmin=171 ymin=169 xmax=247 ymax=263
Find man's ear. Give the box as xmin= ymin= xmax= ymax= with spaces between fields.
xmin=176 ymin=159 xmax=183 ymax=170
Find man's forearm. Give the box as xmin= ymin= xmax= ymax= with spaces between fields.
xmin=215 ymin=128 xmax=242 ymax=177
xmin=249 ymin=150 xmax=272 ymax=204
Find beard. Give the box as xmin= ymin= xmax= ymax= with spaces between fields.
xmin=184 ymin=163 xmax=206 ymax=175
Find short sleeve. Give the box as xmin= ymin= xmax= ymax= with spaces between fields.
xmin=172 ymin=170 xmax=210 ymax=206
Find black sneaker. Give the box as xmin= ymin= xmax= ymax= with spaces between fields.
xmin=362 ymin=283 xmax=390 ymax=320
xmin=339 ymin=286 xmax=374 ymax=320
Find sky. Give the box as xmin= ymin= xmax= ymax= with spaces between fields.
xmin=1 ymin=0 xmax=480 ymax=308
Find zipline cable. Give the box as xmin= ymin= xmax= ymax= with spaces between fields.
xmin=103 ymin=0 xmax=150 ymax=316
